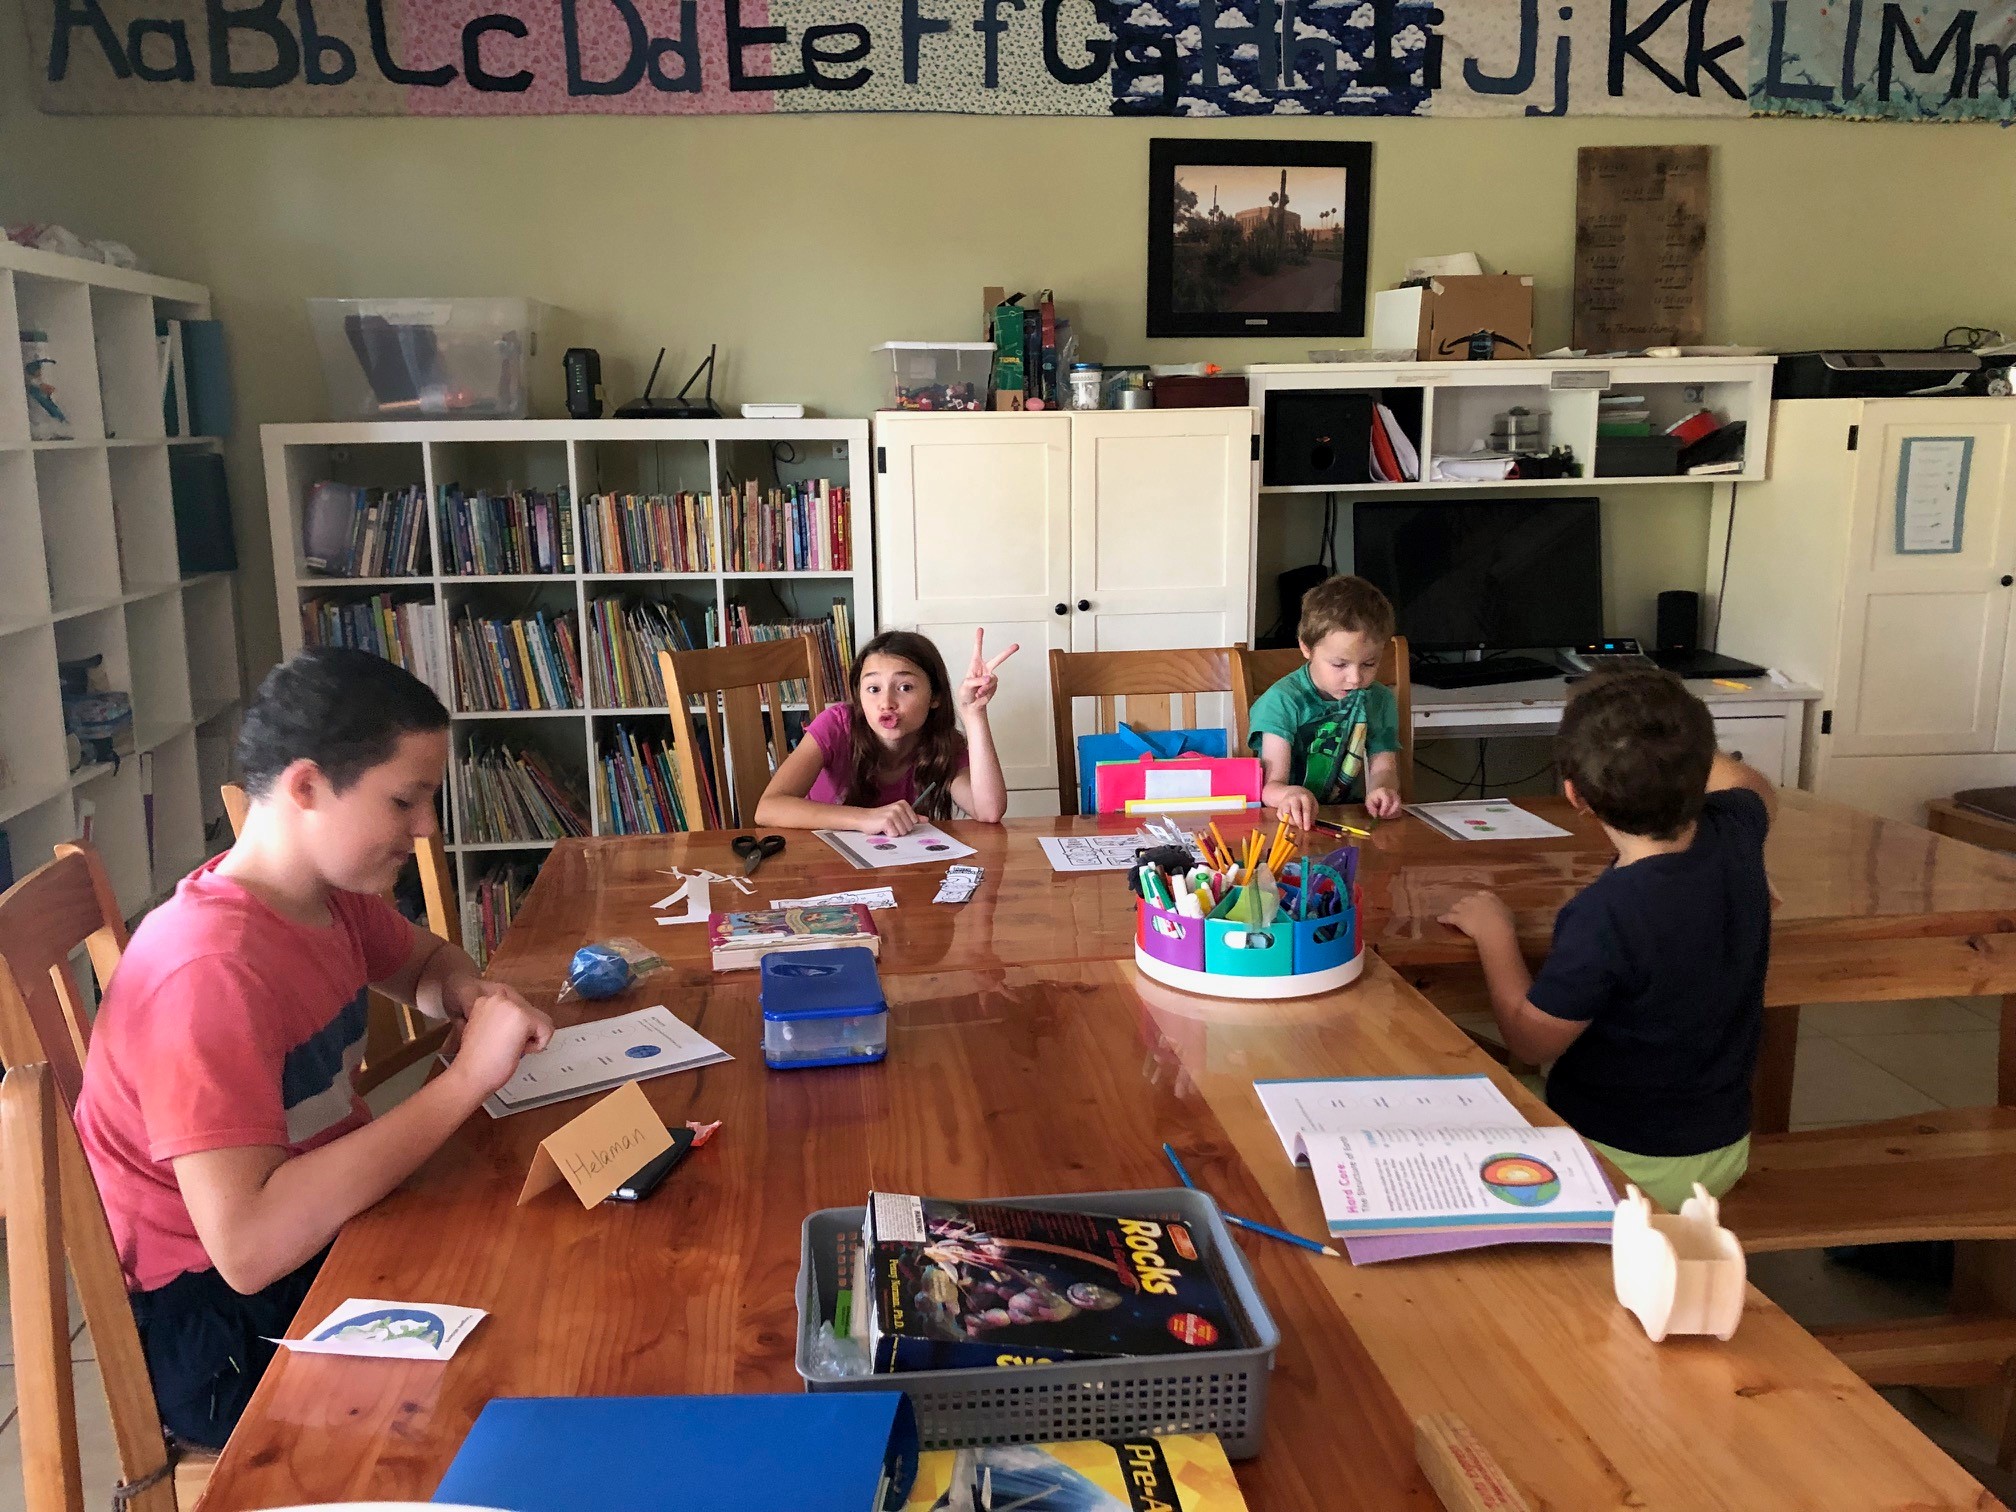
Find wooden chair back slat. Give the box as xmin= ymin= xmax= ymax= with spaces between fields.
xmin=660 ymin=638 xmax=826 ymax=830
xmin=1047 ymin=648 xmax=1239 ymax=816
xmin=1232 ymin=636 xmax=1415 ymax=804
xmin=0 ymin=846 xmax=128 ymax=1107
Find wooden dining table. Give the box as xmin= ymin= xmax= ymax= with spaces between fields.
xmin=196 ymin=810 xmax=2010 ymax=1511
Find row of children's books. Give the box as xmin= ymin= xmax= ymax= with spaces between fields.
xmin=720 ymin=479 xmax=852 ymax=574
xmin=463 ymin=857 xmax=539 ymax=967
xmin=721 ymin=600 xmax=853 ymax=707
xmin=454 ymin=742 xmax=589 ymax=844
xmin=450 ymin=609 xmax=584 ymax=713
xmin=580 ymin=490 xmax=715 ymax=574
xmin=301 ymin=483 xmax=431 ymax=579
xmin=584 ymin=597 xmax=704 ymax=709
xmin=595 ymin=723 xmax=692 ymax=836
xmin=440 ymin=485 xmax=575 ymax=577
xmin=300 ymin=594 xmax=452 ymax=706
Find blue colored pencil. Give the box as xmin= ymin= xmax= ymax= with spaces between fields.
xmin=1160 ymin=1143 xmax=1341 ymax=1259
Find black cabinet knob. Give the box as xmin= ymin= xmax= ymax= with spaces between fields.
xmin=2002 ymin=575 xmax=2013 ymax=587
xmin=1054 ymin=603 xmax=1068 ymax=615
xmin=1077 ymin=599 xmax=1091 ymax=612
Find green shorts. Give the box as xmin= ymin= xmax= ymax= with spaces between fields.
xmin=1586 ymin=1134 xmax=1751 ymax=1213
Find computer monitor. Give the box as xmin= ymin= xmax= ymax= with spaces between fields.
xmin=1351 ymin=496 xmax=1603 ymax=652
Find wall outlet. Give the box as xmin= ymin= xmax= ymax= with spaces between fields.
xmin=1682 ymin=384 xmax=1704 ymax=404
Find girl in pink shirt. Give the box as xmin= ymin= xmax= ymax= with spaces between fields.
xmin=757 ymin=629 xmax=1015 ymax=836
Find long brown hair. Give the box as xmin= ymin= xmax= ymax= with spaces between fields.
xmin=840 ymin=631 xmax=964 ymax=819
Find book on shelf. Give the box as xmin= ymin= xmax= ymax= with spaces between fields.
xmin=301 ymin=594 xmax=452 ymax=707
xmin=595 ymin=722 xmax=690 ymax=836
xmin=585 ymin=596 xmax=707 ymax=708
xmin=463 ymin=856 xmax=539 ymax=966
xmin=450 ymin=608 xmax=583 ymax=712
xmin=905 ymin=1435 xmax=1249 ymax=1512
xmin=454 ymin=741 xmax=589 ymax=844
xmin=439 ymin=485 xmax=574 ymax=576
xmin=721 ymin=600 xmax=854 ymax=707
xmin=853 ymin=1192 xmax=1237 ymax=1373
xmin=720 ymin=478 xmax=851 ymax=573
xmin=581 ymin=490 xmax=715 ymax=573
xmin=300 ymin=482 xmax=429 ymax=578
xmin=709 ymin=904 xmax=879 ymax=971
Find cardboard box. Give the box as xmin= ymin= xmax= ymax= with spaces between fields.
xmin=1371 ymin=274 xmax=1534 ymax=362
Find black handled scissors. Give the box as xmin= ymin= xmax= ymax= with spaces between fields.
xmin=733 ymin=833 xmax=786 ymax=877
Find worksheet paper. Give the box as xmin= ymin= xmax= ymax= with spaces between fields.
xmin=483 ymin=1005 xmax=731 ymax=1117
xmin=1038 ymin=832 xmax=1203 ymax=873
xmin=814 ymin=824 xmax=978 ymax=869
xmin=1305 ymin=1125 xmax=1616 ymax=1236
xmin=1255 ymin=1075 xmax=1524 ymax=1162
xmin=1895 ymin=435 xmax=1971 ymax=554
xmin=276 ymin=1298 xmax=487 ymax=1360
xmin=1406 ymin=801 xmax=1573 ymax=842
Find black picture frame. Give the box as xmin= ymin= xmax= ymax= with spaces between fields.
xmin=1147 ymin=138 xmax=1373 ymax=340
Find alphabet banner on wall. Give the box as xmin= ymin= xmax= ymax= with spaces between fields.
xmin=24 ymin=0 xmax=2016 ymax=121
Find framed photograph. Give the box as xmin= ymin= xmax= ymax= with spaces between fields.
xmin=1147 ymin=139 xmax=1373 ymax=340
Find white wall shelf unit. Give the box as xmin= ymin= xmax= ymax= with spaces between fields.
xmin=0 ymin=241 xmax=240 ymax=913
xmin=263 ymin=419 xmax=873 ymax=955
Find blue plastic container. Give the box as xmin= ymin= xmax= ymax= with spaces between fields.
xmin=759 ymin=946 xmax=888 ymax=1069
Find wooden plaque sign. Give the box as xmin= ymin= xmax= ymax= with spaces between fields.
xmin=1572 ymin=146 xmax=1710 ymax=353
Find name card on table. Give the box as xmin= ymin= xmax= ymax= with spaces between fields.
xmin=518 ymin=1081 xmax=672 ymax=1208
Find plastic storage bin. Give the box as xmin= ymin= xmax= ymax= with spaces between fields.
xmin=308 ymin=298 xmax=547 ymax=420
xmin=874 ymin=342 xmax=992 ymax=411
xmin=761 ymin=946 xmax=888 ymax=1069
xmin=796 ymin=1188 xmax=1279 ymax=1457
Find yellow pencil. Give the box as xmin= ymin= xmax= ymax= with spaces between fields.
xmin=1208 ymin=821 xmax=1232 ymax=866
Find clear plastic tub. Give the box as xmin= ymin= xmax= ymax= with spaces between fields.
xmin=874 ymin=342 xmax=992 ymax=411
xmin=761 ymin=947 xmax=888 ymax=1069
xmin=307 ymin=298 xmax=547 ymax=420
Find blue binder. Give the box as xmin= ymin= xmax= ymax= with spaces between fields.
xmin=432 ymin=1393 xmax=917 ymax=1512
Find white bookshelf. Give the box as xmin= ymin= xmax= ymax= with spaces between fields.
xmin=261 ymin=418 xmax=874 ymax=949
xmin=0 ymin=241 xmax=241 ymax=915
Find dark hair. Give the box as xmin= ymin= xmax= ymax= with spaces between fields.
xmin=1554 ymin=668 xmax=1715 ymax=840
xmin=237 ymin=647 xmax=449 ymax=798
xmin=839 ymin=631 xmax=964 ymax=820
xmin=1299 ymin=574 xmax=1396 ymax=647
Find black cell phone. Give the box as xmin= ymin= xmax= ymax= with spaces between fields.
xmin=606 ymin=1126 xmax=695 ymax=1203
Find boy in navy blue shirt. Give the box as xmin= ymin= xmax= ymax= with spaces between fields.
xmin=1439 ymin=668 xmax=1776 ymax=1209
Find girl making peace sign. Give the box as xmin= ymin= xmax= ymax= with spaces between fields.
xmin=757 ymin=628 xmax=1018 ymax=835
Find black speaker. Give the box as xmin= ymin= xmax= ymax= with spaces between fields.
xmin=1656 ymin=590 xmax=1700 ymax=653
xmin=1263 ymin=391 xmax=1374 ymax=487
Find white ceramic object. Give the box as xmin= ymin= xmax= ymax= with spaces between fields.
xmin=1612 ymin=1182 xmax=1746 ymax=1343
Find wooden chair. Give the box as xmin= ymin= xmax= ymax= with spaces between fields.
xmin=219 ymin=784 xmax=452 ymax=1093
xmin=1231 ymin=636 xmax=1415 ymax=803
xmin=659 ymin=637 xmax=826 ymax=830
xmin=0 ymin=843 xmax=129 ymax=1109
xmin=1047 ymin=647 xmax=1240 ymax=817
xmin=4 ymin=1061 xmax=208 ymax=1511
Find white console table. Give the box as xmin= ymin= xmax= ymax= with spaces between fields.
xmin=1412 ymin=675 xmax=1822 ymax=788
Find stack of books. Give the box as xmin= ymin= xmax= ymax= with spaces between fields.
xmin=595 ymin=723 xmax=690 ymax=835
xmin=449 ymin=609 xmax=583 ymax=712
xmin=720 ymin=479 xmax=851 ymax=573
xmin=1597 ymin=395 xmax=1653 ymax=437
xmin=454 ymin=742 xmax=589 ymax=844
xmin=464 ymin=857 xmax=539 ymax=966
xmin=300 ymin=594 xmax=452 ymax=706
xmin=721 ymin=600 xmax=853 ymax=706
xmin=301 ymin=482 xmax=430 ymax=578
xmin=581 ymin=491 xmax=715 ymax=573
xmin=439 ymin=486 xmax=574 ymax=576
xmin=585 ymin=597 xmax=706 ymax=709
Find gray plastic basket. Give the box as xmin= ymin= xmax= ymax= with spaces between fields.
xmin=795 ymin=1188 xmax=1279 ymax=1458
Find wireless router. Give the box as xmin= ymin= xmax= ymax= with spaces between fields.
xmin=616 ymin=344 xmax=722 ymax=419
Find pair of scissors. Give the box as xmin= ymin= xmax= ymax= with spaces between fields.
xmin=732 ymin=833 xmax=786 ymax=877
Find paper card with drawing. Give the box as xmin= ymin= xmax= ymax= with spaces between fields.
xmin=276 ymin=1298 xmax=487 ymax=1360
xmin=1405 ymin=801 xmax=1572 ymax=842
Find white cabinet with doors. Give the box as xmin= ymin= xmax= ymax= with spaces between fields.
xmin=1717 ymin=397 xmax=2016 ymax=823
xmin=874 ymin=409 xmax=1256 ymax=815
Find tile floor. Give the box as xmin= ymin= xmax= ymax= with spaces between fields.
xmin=0 ymin=1004 xmax=2008 ymax=1507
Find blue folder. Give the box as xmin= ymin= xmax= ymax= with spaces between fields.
xmin=431 ymin=1393 xmax=917 ymax=1512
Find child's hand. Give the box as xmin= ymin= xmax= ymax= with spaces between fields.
xmin=860 ymin=800 xmax=921 ymax=837
xmin=957 ymin=628 xmax=1019 ymax=717
xmin=1275 ymin=787 xmax=1318 ymax=831
xmin=1438 ymin=890 xmax=1515 ymax=943
xmin=1364 ymin=786 xmax=1403 ymax=820
xmin=447 ymin=990 xmax=554 ymax=1097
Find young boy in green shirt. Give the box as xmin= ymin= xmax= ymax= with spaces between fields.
xmin=1246 ymin=574 xmax=1405 ymax=828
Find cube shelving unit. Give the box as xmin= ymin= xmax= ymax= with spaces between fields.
xmin=262 ymin=419 xmax=873 ymax=954
xmin=0 ymin=240 xmax=242 ymax=914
